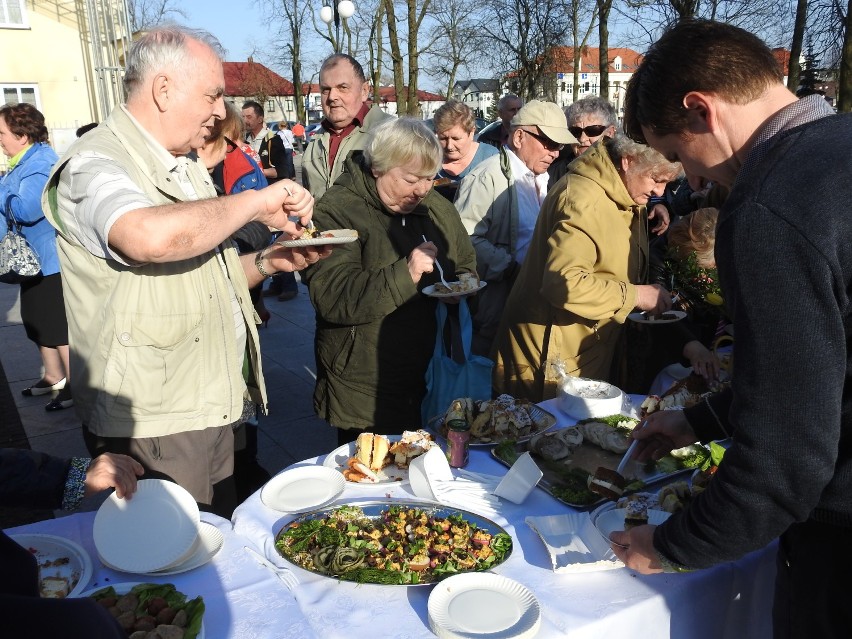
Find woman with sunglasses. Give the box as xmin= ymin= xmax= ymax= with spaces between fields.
xmin=547 ymin=97 xmax=618 ymax=190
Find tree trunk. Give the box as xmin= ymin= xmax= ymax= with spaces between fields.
xmin=289 ymin=0 xmax=304 ymax=123
xmin=788 ymin=0 xmax=808 ymax=93
xmin=598 ymin=0 xmax=611 ymax=100
xmin=369 ymin=1 xmax=386 ymax=99
xmin=839 ymin=0 xmax=852 ymax=112
xmin=384 ymin=0 xmax=406 ymax=114
xmin=669 ymin=0 xmax=698 ymax=19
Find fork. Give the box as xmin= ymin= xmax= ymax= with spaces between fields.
xmin=421 ymin=234 xmax=450 ymax=288
xmin=243 ymin=546 xmax=299 ymax=592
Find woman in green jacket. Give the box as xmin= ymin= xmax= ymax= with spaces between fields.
xmin=303 ymin=118 xmax=477 ymax=444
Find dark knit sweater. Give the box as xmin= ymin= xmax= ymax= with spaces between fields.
xmin=656 ymin=102 xmax=852 ymax=569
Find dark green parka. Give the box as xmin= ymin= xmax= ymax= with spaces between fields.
xmin=303 ymin=155 xmax=477 ymax=432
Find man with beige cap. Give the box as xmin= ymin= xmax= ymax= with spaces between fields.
xmin=455 ymin=100 xmax=577 ymax=355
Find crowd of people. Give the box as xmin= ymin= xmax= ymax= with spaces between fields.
xmin=1 ymin=17 xmax=849 ymax=639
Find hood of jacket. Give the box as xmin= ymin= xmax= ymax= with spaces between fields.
xmin=568 ymin=137 xmax=641 ymax=215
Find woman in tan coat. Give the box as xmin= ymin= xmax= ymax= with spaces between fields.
xmin=492 ymin=135 xmax=681 ymax=402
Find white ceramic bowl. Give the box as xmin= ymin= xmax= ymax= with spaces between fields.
xmin=494 ymin=452 xmax=543 ymax=504
xmin=557 ymin=378 xmax=624 ymax=419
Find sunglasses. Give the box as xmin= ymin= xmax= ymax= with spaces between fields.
xmin=522 ymin=129 xmax=564 ymax=151
xmin=569 ymin=124 xmax=609 ymax=139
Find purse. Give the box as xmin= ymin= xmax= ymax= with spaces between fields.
xmin=0 ymin=193 xmax=42 ymax=284
xmin=421 ymin=298 xmax=494 ymax=427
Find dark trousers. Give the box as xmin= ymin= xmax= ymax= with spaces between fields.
xmin=773 ymin=518 xmax=852 ymax=638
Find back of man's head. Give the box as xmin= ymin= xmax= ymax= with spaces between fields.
xmin=123 ymin=25 xmax=223 ymax=101
xmin=624 ymin=19 xmax=783 ymax=143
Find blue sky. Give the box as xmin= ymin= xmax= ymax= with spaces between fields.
xmin=178 ymin=0 xmax=270 ymax=62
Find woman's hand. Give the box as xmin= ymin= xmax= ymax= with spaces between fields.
xmin=84 ymin=453 xmax=145 ymax=500
xmin=648 ymin=203 xmax=670 ymax=235
xmin=635 ymin=284 xmax=672 ymax=315
xmin=408 ymin=241 xmax=437 ymax=284
xmin=632 ymin=410 xmax=697 ymax=463
xmin=683 ymin=340 xmax=721 ymax=381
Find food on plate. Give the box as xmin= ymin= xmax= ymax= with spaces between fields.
xmin=644 ymin=311 xmax=679 ymax=321
xmin=275 ymin=504 xmax=513 ymax=585
xmin=641 ymin=373 xmax=730 ymax=415
xmin=40 ymin=575 xmax=70 ymax=598
xmin=387 ymin=429 xmax=436 ymax=468
xmin=587 ymin=466 xmax=627 ymax=499
xmin=432 ymin=272 xmax=480 ymax=295
xmin=342 ymin=431 xmax=436 ymax=483
xmin=575 ymin=415 xmax=639 ymax=454
xmin=439 ymin=394 xmax=554 ymax=444
xmin=623 ymin=500 xmax=649 ymax=529
xmin=85 ymin=583 xmax=204 ymax=639
xmin=528 ymin=427 xmax=583 ymax=461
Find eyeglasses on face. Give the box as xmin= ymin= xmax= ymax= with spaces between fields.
xmin=569 ymin=124 xmax=609 ymax=139
xmin=522 ymin=128 xmax=564 ymax=151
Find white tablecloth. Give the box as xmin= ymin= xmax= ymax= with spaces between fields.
xmin=7 ymin=511 xmax=314 ymax=639
xmin=232 ymin=401 xmax=777 ymax=639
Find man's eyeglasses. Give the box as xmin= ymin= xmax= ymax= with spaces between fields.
xmin=569 ymin=124 xmax=609 ymax=139
xmin=522 ymin=129 xmax=564 ymax=151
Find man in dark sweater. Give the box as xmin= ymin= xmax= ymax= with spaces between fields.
xmin=616 ymin=19 xmax=851 ymax=639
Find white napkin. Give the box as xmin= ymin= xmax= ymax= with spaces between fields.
xmin=525 ymin=513 xmax=622 ymax=573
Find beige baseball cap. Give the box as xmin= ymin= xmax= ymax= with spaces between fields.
xmin=510 ymin=100 xmax=578 ymax=145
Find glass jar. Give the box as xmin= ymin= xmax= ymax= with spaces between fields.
xmin=446 ymin=419 xmax=470 ymax=468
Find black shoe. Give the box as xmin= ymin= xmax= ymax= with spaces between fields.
xmin=45 ymin=386 xmax=73 ymax=411
xmin=23 ymin=378 xmax=66 ymax=397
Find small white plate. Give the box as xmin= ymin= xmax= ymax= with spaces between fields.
xmin=322 ymin=435 xmax=410 ymax=486
xmin=428 ymin=572 xmax=541 ymax=639
xmin=10 ymin=533 xmax=93 ymax=598
xmin=594 ymin=508 xmax=671 ymax=542
xmin=78 ymin=582 xmax=205 ymax=639
xmin=423 ymin=280 xmax=487 ymax=298
xmin=276 ymin=229 xmax=358 ymax=247
xmin=93 ymin=479 xmax=200 ymax=574
xmin=628 ymin=310 xmax=687 ymax=324
xmin=261 ymin=465 xmax=345 ymax=512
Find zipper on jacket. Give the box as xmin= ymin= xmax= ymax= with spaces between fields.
xmin=592 ymin=321 xmax=601 ymax=341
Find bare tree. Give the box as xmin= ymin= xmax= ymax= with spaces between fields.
xmin=479 ymin=0 xmax=570 ymax=100
xmin=838 ymin=0 xmax=852 ymax=111
xmin=127 ymin=0 xmax=186 ymax=31
xmin=566 ymin=0 xmax=598 ymax=102
xmin=423 ymin=0 xmax=480 ymax=97
xmin=597 ymin=0 xmax=614 ymax=99
xmin=268 ymin=0 xmax=313 ymax=124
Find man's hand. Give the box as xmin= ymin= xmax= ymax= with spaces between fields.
xmin=264 ymin=243 xmax=333 ymax=273
xmin=84 ymin=453 xmax=144 ymax=500
xmin=610 ymin=524 xmax=664 ymax=574
xmin=259 ymin=180 xmax=315 ymax=234
xmin=649 ymin=203 xmax=670 ymax=235
xmin=408 ymin=241 xmax=437 ymax=284
xmin=632 ymin=409 xmax=697 ymax=463
xmin=635 ymin=284 xmax=672 ymax=315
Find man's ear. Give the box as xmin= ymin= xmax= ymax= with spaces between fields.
xmin=682 ymin=91 xmax=715 ymax=134
xmin=361 ymin=81 xmax=371 ymax=102
xmin=152 ymin=73 xmax=170 ymax=112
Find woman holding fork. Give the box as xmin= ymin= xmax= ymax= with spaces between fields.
xmin=302 ymin=118 xmax=477 ymax=445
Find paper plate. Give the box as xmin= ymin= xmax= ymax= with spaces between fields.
xmin=93 ymin=479 xmax=200 ymax=574
xmin=78 ymin=582 xmax=205 ymax=639
xmin=422 ymin=281 xmax=487 ymax=298
xmin=428 ymin=572 xmax=541 ymax=639
xmin=261 ymin=465 xmax=345 ymax=512
xmin=322 ymin=435 xmax=419 ymax=487
xmin=10 ymin=533 xmax=93 ymax=598
xmin=628 ymin=310 xmax=687 ymax=324
xmin=277 ymin=229 xmax=358 ymax=247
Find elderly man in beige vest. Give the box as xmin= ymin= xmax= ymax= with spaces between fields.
xmin=302 ymin=54 xmax=392 ymax=199
xmin=42 ymin=26 xmax=331 ymax=517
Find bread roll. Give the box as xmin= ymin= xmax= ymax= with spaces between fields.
xmin=355 ymin=433 xmax=374 ymax=467
xmin=370 ymin=435 xmax=390 ymax=471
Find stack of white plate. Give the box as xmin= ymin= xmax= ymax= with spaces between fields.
xmin=93 ymin=479 xmax=223 ymax=575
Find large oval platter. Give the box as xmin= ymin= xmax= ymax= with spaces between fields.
xmin=436 ymin=403 xmax=557 ymax=447
xmin=273 ymin=499 xmax=514 ymax=586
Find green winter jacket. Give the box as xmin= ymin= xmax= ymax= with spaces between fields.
xmin=303 ymin=155 xmax=477 ymax=431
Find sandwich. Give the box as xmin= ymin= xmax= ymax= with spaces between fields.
xmin=587 ymin=466 xmax=627 ymax=500
xmin=356 ymin=432 xmax=390 ymax=471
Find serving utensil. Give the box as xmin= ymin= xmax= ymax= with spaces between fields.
xmin=421 ymin=234 xmax=450 ymax=289
xmin=615 ymin=438 xmax=640 ymax=476
xmin=243 ymin=545 xmax=299 ymax=592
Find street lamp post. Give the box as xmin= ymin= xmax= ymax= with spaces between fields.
xmin=319 ymin=0 xmax=356 ymax=54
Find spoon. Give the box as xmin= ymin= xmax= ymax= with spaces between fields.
xmin=421 ymin=234 xmax=450 ymax=289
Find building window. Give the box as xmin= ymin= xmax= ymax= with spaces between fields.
xmin=614 ymin=56 xmax=622 ymax=72
xmin=1 ymin=84 xmax=38 ymax=107
xmin=0 ymin=0 xmax=27 ymax=28
xmin=267 ymin=100 xmax=275 ymax=112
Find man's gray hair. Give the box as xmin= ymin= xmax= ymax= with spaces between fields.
xmin=498 ymin=94 xmax=521 ymax=110
xmin=123 ymin=25 xmax=225 ymax=98
xmin=363 ymin=117 xmax=442 ymax=176
xmin=565 ymin=96 xmax=618 ymax=128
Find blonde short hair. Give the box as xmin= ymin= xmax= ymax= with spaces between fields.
xmin=433 ymin=100 xmax=475 ymax=135
xmin=363 ymin=118 xmax=442 ymax=176
xmin=668 ymin=207 xmax=719 ymax=268
xmin=204 ymin=101 xmax=244 ymax=157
